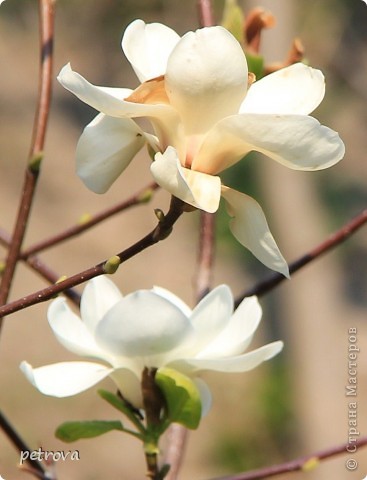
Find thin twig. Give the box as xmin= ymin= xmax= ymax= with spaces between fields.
xmin=0 ymin=0 xmax=55 ymax=330
xmin=197 ymin=0 xmax=215 ymax=26
xmin=0 ymin=227 xmax=81 ymax=305
xmin=209 ymin=435 xmax=367 ymax=480
xmin=235 ymin=208 xmax=367 ymax=306
xmin=0 ymin=196 xmax=185 ymax=318
xmin=0 ymin=409 xmax=48 ymax=478
xmin=195 ymin=212 xmax=216 ymax=301
xmin=21 ymin=182 xmax=159 ymax=258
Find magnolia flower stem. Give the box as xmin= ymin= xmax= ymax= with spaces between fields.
xmin=0 ymin=196 xmax=185 ymax=318
xmin=235 ymin=207 xmax=367 ymax=304
xmin=21 ymin=182 xmax=159 ymax=258
xmin=0 ymin=0 xmax=55 ymax=332
xmin=209 ymin=435 xmax=367 ymax=480
xmin=142 ymin=368 xmax=166 ymax=479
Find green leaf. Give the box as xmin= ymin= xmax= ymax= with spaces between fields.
xmin=221 ymin=0 xmax=245 ymax=45
xmin=98 ymin=389 xmax=133 ymax=415
xmin=246 ymin=52 xmax=264 ymax=79
xmin=155 ymin=368 xmax=201 ymax=430
xmin=55 ymin=420 xmax=123 ymax=443
xmin=98 ymin=389 xmax=146 ymax=434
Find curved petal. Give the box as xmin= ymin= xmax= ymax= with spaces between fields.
xmin=20 ymin=361 xmax=112 ymax=397
xmin=221 ymin=186 xmax=289 ymax=277
xmin=57 ymin=64 xmax=184 ymax=156
xmin=186 ymin=285 xmax=234 ymax=356
xmin=95 ymin=289 xmax=193 ymax=358
xmin=47 ymin=298 xmax=104 ymax=358
xmin=75 ymin=113 xmax=146 ymax=193
xmin=165 ymin=26 xmax=247 ymax=134
xmin=152 ymin=286 xmax=192 ymax=317
xmin=241 ymin=63 xmax=325 ymax=115
xmin=151 ymin=147 xmax=221 ymax=213
xmin=198 ymin=296 xmax=262 ymax=358
xmin=80 ymin=276 xmax=123 ymax=334
xmin=110 ymin=367 xmax=143 ymax=407
xmin=122 ymin=19 xmax=180 ymax=83
xmin=171 ymin=341 xmax=283 ymax=373
xmin=194 ymin=113 xmax=345 ymax=174
xmin=194 ymin=378 xmax=212 ymax=416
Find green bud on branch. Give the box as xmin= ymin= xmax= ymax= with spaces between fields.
xmin=103 ymin=255 xmax=121 ymax=274
xmin=28 ymin=152 xmax=44 ymax=173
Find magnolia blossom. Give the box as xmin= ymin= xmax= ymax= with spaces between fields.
xmin=20 ymin=276 xmax=282 ymax=414
xmin=57 ymin=20 xmax=344 ymax=276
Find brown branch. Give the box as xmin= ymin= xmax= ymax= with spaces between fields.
xmin=0 ymin=227 xmax=81 ymax=305
xmin=210 ymin=435 xmax=367 ymax=480
xmin=195 ymin=212 xmax=216 ymax=301
xmin=22 ymin=182 xmax=159 ymax=258
xmin=197 ymin=0 xmax=215 ymax=27
xmin=0 ymin=409 xmax=51 ymax=479
xmin=0 ymin=196 xmax=185 ymax=318
xmin=0 ymin=0 xmax=55 ymax=329
xmin=235 ymin=208 xmax=367 ymax=306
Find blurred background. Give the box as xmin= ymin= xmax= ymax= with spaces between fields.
xmin=0 ymin=0 xmax=366 ymax=479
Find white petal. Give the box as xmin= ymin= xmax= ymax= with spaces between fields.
xmin=199 ymin=296 xmax=262 ymax=358
xmin=152 ymin=286 xmax=192 ymax=317
xmin=110 ymin=367 xmax=143 ymax=407
xmin=20 ymin=361 xmax=112 ymax=397
xmin=95 ymin=290 xmax=193 ymax=358
xmin=122 ymin=19 xmax=180 ymax=83
xmin=241 ymin=63 xmax=325 ymax=115
xmin=221 ymin=186 xmax=289 ymax=277
xmin=187 ymin=285 xmax=234 ymax=355
xmin=75 ymin=113 xmax=146 ymax=193
xmin=47 ymin=298 xmax=103 ymax=358
xmin=165 ymin=26 xmax=247 ymax=134
xmin=171 ymin=341 xmax=283 ymax=373
xmin=194 ymin=378 xmax=212 ymax=416
xmin=194 ymin=113 xmax=345 ymax=174
xmin=80 ymin=276 xmax=123 ymax=334
xmin=151 ymin=147 xmax=221 ymax=213
xmin=58 ymin=64 xmax=132 ymax=116
xmin=58 ymin=64 xmax=184 ymax=155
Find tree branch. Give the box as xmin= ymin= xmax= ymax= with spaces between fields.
xmin=21 ymin=182 xmax=159 ymax=258
xmin=235 ymin=208 xmax=367 ymax=306
xmin=209 ymin=436 xmax=367 ymax=480
xmin=0 ymin=409 xmax=50 ymax=479
xmin=0 ymin=196 xmax=185 ymax=318
xmin=0 ymin=227 xmax=81 ymax=305
xmin=0 ymin=0 xmax=55 ymax=330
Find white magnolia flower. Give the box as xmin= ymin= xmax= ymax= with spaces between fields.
xmin=58 ymin=20 xmax=345 ymax=276
xmin=20 ymin=276 xmax=283 ymax=414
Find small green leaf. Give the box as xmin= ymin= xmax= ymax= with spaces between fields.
xmin=246 ymin=52 xmax=264 ymax=79
xmin=98 ymin=389 xmax=146 ymax=434
xmin=221 ymin=0 xmax=245 ymax=45
xmin=55 ymin=420 xmax=123 ymax=443
xmin=155 ymin=368 xmax=201 ymax=430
